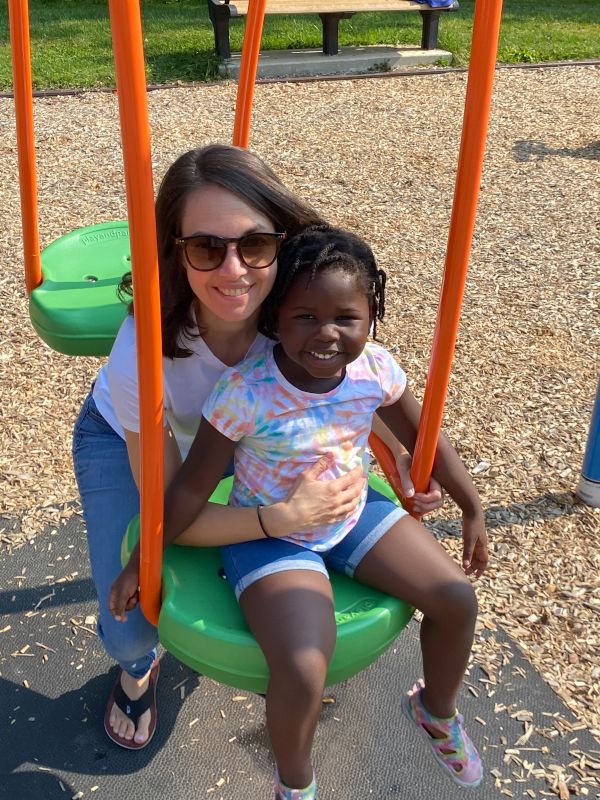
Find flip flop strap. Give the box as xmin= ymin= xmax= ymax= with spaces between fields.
xmin=113 ymin=678 xmax=154 ymax=725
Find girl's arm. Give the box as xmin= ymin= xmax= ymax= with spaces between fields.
xmin=377 ymin=387 xmax=488 ymax=576
xmin=165 ymin=420 xmax=364 ymax=546
xmin=371 ymin=413 xmax=443 ymax=515
xmin=109 ymin=418 xmax=366 ymax=619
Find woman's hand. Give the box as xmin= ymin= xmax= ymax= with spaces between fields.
xmin=395 ymin=450 xmax=444 ymax=516
xmin=109 ymin=558 xmax=140 ymax=621
xmin=461 ymin=511 xmax=489 ymax=578
xmin=265 ymin=453 xmax=366 ymax=536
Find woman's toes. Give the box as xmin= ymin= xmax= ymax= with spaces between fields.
xmin=110 ymin=704 xmax=134 ymax=740
xmin=133 ymin=710 xmax=151 ymax=743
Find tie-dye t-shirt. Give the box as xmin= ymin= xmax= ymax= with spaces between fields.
xmin=202 ymin=342 xmax=406 ymax=551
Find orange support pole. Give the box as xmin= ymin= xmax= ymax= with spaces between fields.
xmin=8 ymin=0 xmax=42 ymax=294
xmin=108 ymin=0 xmax=164 ymax=626
xmin=409 ymin=0 xmax=504 ymax=500
xmin=232 ymin=0 xmax=268 ymax=148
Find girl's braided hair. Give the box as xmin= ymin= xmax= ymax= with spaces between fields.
xmin=260 ymin=223 xmax=387 ymax=339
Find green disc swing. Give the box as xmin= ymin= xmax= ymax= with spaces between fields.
xmin=9 ymin=0 xmax=503 ymax=693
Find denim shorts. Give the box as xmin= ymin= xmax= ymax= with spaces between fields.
xmin=221 ymin=487 xmax=408 ymax=599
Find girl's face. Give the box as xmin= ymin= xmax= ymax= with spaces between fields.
xmin=180 ymin=184 xmax=278 ymax=327
xmin=275 ymin=267 xmax=371 ymax=392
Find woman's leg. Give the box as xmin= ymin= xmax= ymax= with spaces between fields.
xmin=240 ymin=569 xmax=336 ymax=792
xmin=72 ymin=393 xmax=159 ymax=744
xmin=354 ymin=515 xmax=477 ymax=718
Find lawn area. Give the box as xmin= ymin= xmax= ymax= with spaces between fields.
xmin=0 ymin=0 xmax=598 ymax=90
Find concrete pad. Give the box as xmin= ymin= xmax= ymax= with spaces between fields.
xmin=220 ymin=45 xmax=452 ymax=80
xmin=2 ymin=514 xmax=598 ymax=799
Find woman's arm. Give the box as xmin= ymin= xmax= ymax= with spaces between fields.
xmin=110 ymin=418 xmax=234 ymax=620
xmin=110 ymin=418 xmax=367 ymax=619
xmin=123 ymin=423 xmax=182 ymax=492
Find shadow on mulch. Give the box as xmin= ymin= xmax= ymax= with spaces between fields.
xmin=430 ymin=490 xmax=585 ymax=537
xmin=514 ymin=138 xmax=600 ymax=162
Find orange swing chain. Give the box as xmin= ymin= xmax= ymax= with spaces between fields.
xmin=108 ymin=0 xmax=164 ymax=626
xmin=90 ymin=0 xmax=502 ymax=625
xmin=8 ymin=0 xmax=42 ymax=294
xmin=233 ymin=0 xmax=269 ymax=148
xmin=370 ymin=0 xmax=504 ymax=515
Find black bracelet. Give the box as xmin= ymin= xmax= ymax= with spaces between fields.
xmin=257 ymin=505 xmax=275 ymax=539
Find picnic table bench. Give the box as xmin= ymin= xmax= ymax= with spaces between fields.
xmin=207 ymin=0 xmax=458 ymax=60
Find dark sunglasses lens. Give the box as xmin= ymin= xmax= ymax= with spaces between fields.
xmin=186 ymin=236 xmax=225 ymax=270
xmin=239 ymin=234 xmax=279 ymax=267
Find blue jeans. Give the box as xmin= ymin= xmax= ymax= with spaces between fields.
xmin=72 ymin=392 xmax=157 ymax=678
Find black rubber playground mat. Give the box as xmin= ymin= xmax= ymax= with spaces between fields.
xmin=1 ymin=516 xmax=599 ymax=799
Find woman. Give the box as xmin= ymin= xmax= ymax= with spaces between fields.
xmin=73 ymin=144 xmax=441 ymax=750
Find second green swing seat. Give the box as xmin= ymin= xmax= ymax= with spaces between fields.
xmin=123 ymin=473 xmax=414 ymax=694
xmin=29 ymin=221 xmax=130 ymax=356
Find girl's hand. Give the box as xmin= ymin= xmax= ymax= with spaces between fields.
xmin=268 ymin=453 xmax=366 ymax=535
xmin=461 ymin=513 xmax=489 ymax=578
xmin=395 ymin=451 xmax=444 ymax=516
xmin=109 ymin=560 xmax=140 ymax=622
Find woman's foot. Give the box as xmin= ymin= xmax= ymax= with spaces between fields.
xmin=104 ymin=660 xmax=159 ymax=749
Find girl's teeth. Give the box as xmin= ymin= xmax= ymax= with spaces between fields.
xmin=311 ymin=352 xmax=336 ymax=360
xmin=220 ymin=287 xmax=250 ymax=297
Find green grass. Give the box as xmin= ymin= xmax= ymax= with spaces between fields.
xmin=0 ymin=0 xmax=598 ymax=90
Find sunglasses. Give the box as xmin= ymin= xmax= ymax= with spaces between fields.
xmin=175 ymin=232 xmax=286 ymax=272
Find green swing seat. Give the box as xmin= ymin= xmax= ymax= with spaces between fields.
xmin=123 ymin=473 xmax=414 ymax=694
xmin=29 ymin=221 xmax=130 ymax=356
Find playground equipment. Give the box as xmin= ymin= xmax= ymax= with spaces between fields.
xmin=577 ymin=379 xmax=600 ymax=508
xmin=9 ymin=0 xmax=503 ymax=692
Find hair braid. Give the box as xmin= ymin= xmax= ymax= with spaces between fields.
xmin=260 ymin=224 xmax=387 ymax=339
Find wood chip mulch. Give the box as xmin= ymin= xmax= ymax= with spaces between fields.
xmin=0 ymin=65 xmax=598 ymax=796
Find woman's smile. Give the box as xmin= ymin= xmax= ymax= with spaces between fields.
xmin=215 ymin=285 xmax=252 ymax=298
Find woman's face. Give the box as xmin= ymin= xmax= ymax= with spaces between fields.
xmin=179 ymin=184 xmax=278 ymax=326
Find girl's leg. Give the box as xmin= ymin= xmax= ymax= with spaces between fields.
xmin=72 ymin=393 xmax=159 ymax=743
xmin=353 ymin=515 xmax=477 ymax=718
xmin=240 ymin=569 xmax=336 ymax=792
xmin=345 ymin=510 xmax=482 ymax=787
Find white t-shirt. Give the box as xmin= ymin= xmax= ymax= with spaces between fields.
xmin=93 ymin=315 xmax=271 ymax=460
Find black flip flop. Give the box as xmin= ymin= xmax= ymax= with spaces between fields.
xmin=103 ymin=659 xmax=159 ymax=750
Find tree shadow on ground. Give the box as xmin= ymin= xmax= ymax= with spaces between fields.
xmin=430 ymin=490 xmax=586 ymax=537
xmin=514 ymin=139 xmax=600 ymax=163
xmin=0 ymin=655 xmax=200 ymax=781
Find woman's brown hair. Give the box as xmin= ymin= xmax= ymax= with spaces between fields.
xmin=118 ymin=144 xmax=324 ymax=358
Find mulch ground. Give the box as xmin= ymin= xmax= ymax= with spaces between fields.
xmin=0 ymin=64 xmax=598 ymax=797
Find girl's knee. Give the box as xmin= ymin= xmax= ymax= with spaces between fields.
xmin=270 ymin=648 xmax=330 ymax=702
xmin=431 ymin=578 xmax=478 ymax=627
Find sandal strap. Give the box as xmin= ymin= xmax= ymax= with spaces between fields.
xmin=113 ymin=677 xmax=154 ymax=725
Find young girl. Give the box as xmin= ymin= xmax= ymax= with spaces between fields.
xmin=111 ymin=224 xmax=488 ymax=795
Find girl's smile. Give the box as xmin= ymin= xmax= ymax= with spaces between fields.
xmin=274 ymin=267 xmax=371 ymax=393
